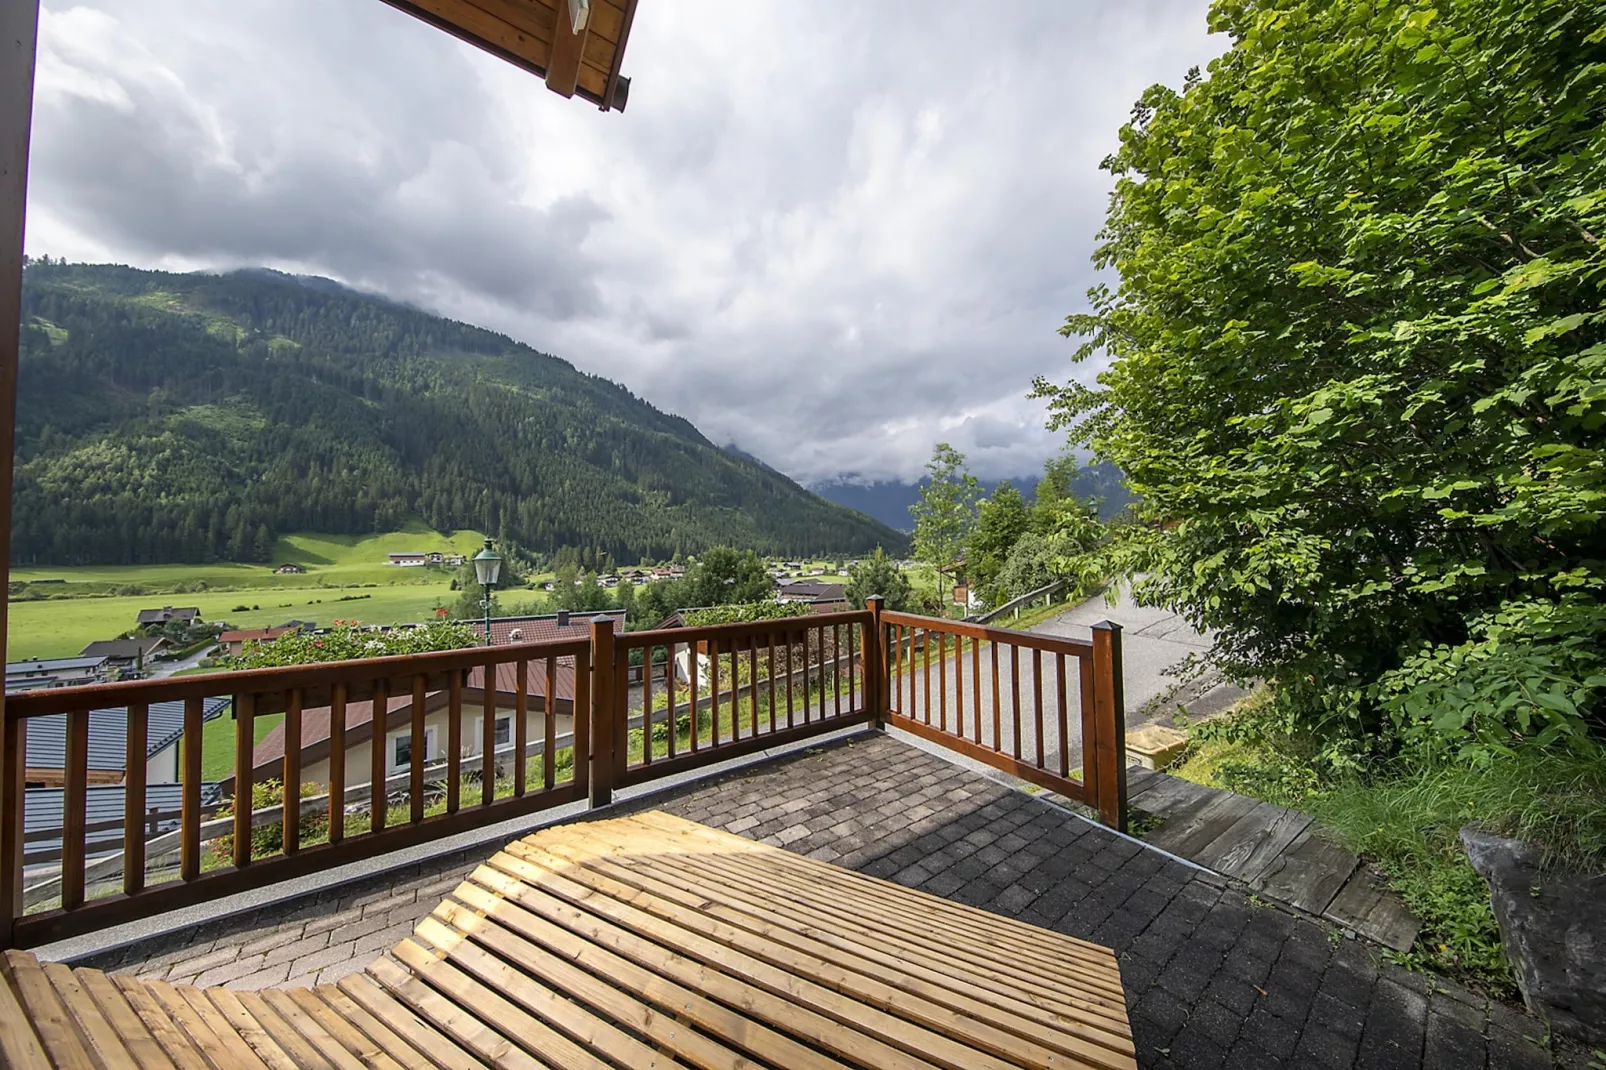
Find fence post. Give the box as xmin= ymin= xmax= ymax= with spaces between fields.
xmin=864 ymin=596 xmax=885 ymax=728
xmin=589 ymin=615 xmax=615 ymax=809
xmin=1090 ymin=621 xmax=1128 ymax=832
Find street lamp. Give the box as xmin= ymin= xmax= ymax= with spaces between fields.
xmin=472 ymin=538 xmax=503 ymax=646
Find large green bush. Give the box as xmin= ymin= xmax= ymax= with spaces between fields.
xmin=1037 ymin=0 xmax=1606 ymax=757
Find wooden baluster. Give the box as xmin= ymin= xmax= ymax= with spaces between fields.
xmin=572 ymin=651 xmax=590 ymax=796
xmin=783 ymin=635 xmax=794 ymax=728
xmin=482 ymin=660 xmax=497 ymax=807
xmin=328 ymin=684 xmax=346 ymax=846
xmin=847 ymin=623 xmax=857 ymax=715
xmin=516 ymin=660 xmax=529 ymax=795
xmin=370 ymin=681 xmax=389 ymax=833
xmin=1056 ymin=654 xmax=1071 ymax=779
xmin=446 ymin=673 xmax=461 ymax=813
xmin=543 ymin=656 xmax=557 ymax=791
xmin=953 ymin=635 xmax=964 ymax=741
xmin=688 ymin=646 xmax=700 ymax=753
xmin=612 ymin=639 xmax=628 ymax=783
xmin=181 ymin=697 xmax=203 ymax=880
xmin=710 ymin=639 xmax=722 ymax=746
xmin=989 ymin=643 xmax=1001 ymax=753
xmin=411 ymin=674 xmax=427 ymax=823
xmin=819 ymin=627 xmax=829 ymax=723
xmin=833 ymin=625 xmax=843 ymax=720
xmin=922 ymin=628 xmax=932 ymax=726
xmin=937 ymin=632 xmax=947 ymax=733
xmin=767 ymin=635 xmax=777 ymax=733
xmin=2 ymin=713 xmax=24 ymax=945
xmin=803 ymin=629 xmax=814 ymax=725
xmin=1079 ymin=655 xmax=1097 ymax=793
xmin=665 ymin=646 xmax=678 ymax=760
xmin=233 ymin=694 xmax=254 ymax=869
xmin=748 ymin=639 xmax=759 ymax=739
xmin=1011 ymin=645 xmax=1023 ymax=761
xmin=641 ymin=647 xmax=654 ymax=765
xmin=1033 ymin=648 xmax=1045 ymax=768
xmin=589 ymin=616 xmax=615 ymax=808
xmin=62 ymin=708 xmax=89 ymax=909
xmin=971 ymin=639 xmax=982 ymax=745
xmin=282 ymin=690 xmax=301 ymax=856
xmin=124 ymin=703 xmax=148 ymax=895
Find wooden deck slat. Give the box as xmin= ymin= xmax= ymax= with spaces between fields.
xmin=107 ymin=974 xmax=212 ymax=1070
xmin=72 ymin=969 xmax=171 ymax=1070
xmin=1 ymin=950 xmax=99 ymax=1069
xmin=494 ymin=839 xmax=1099 ymax=1070
xmin=332 ymin=976 xmax=483 ymax=1070
xmin=364 ymin=956 xmax=550 ymax=1070
xmin=287 ymin=987 xmax=411 ymax=1070
xmin=201 ymin=988 xmax=303 ymax=1070
xmin=39 ymin=960 xmax=138 ymax=1069
xmin=2 ymin=812 xmax=1130 ymax=1070
xmin=627 ymin=810 xmax=1122 ymax=979
xmin=558 ymin=818 xmax=1126 ymax=1010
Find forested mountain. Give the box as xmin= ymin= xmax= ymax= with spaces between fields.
xmin=14 ymin=262 xmax=907 ymax=565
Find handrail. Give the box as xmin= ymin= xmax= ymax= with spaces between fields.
xmin=967 ymin=578 xmax=1070 ymax=624
xmin=881 ymin=609 xmax=1094 ymax=655
xmin=3 ymin=637 xmax=591 ymax=718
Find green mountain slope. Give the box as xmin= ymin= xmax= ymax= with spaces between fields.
xmin=14 ymin=262 xmax=907 ymax=565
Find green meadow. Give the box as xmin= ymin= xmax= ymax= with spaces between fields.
xmin=7 ymin=525 xmax=492 ymax=660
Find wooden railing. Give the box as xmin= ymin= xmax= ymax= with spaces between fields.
xmin=598 ymin=609 xmax=876 ymax=802
xmin=1 ymin=638 xmax=590 ymax=949
xmin=0 ymin=601 xmax=1124 ymax=950
xmin=881 ymin=610 xmax=1127 ymax=829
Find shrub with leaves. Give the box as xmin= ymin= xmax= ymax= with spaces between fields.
xmin=1034 ymin=0 xmax=1606 ymax=752
xmin=223 ymin=619 xmax=481 ymax=668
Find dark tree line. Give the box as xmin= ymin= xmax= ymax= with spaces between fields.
xmin=13 ymin=263 xmax=909 ymax=566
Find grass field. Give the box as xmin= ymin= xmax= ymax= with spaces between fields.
xmin=7 ymin=583 xmax=460 ymax=661
xmin=11 ymin=523 xmax=491 ymax=595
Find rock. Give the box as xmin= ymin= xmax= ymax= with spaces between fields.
xmin=1460 ymin=826 xmax=1606 ymax=1047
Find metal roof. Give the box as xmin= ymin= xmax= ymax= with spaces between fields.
xmin=24 ymin=697 xmax=231 ymax=772
xmin=25 ymin=782 xmax=224 ymax=862
xmin=6 ymin=657 xmax=108 ymax=674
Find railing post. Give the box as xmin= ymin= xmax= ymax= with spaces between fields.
xmin=864 ymin=596 xmax=885 ymax=728
xmin=0 ymin=0 xmax=41 ymax=954
xmin=589 ymin=614 xmax=615 ymax=808
xmin=1090 ymin=621 xmax=1127 ymax=832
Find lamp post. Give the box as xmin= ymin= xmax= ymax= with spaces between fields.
xmin=472 ymin=538 xmax=503 ymax=646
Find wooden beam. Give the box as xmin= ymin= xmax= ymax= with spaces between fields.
xmin=545 ymin=0 xmax=589 ymax=98
xmin=0 ymin=0 xmax=40 ymax=952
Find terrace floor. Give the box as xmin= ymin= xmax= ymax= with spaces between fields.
xmin=67 ymin=733 xmax=1586 ymax=1069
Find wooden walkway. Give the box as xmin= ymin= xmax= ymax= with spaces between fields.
xmin=0 ymin=812 xmax=1134 ymax=1069
xmin=1126 ymin=767 xmax=1419 ymax=951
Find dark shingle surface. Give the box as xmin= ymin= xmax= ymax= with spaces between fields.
xmin=71 ymin=733 xmax=1580 ymax=1067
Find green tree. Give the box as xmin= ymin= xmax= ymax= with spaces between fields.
xmin=682 ymin=547 xmax=772 ymax=607
xmin=965 ymin=482 xmax=1032 ymax=605
xmin=1032 ymin=0 xmax=1606 ymax=752
xmin=909 ymin=443 xmax=979 ymax=570
xmin=844 ymin=547 xmax=914 ymax=611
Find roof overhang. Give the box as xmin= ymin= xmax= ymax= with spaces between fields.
xmin=379 ymin=0 xmax=638 ymax=111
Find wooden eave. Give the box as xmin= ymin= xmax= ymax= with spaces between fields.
xmin=379 ymin=0 xmax=639 ymax=111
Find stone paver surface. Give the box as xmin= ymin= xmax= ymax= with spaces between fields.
xmin=74 ymin=734 xmax=1585 ymax=1068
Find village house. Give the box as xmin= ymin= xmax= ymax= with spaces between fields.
xmin=776 ymin=579 xmax=846 ymax=603
xmin=216 ymin=625 xmax=301 ymax=658
xmin=4 ymin=656 xmax=109 ymax=694
xmin=78 ymin=638 xmax=169 ymax=676
xmin=273 ymin=563 xmax=305 ymax=574
xmin=21 ymin=698 xmax=230 ymax=788
xmin=134 ymin=606 xmax=199 ymax=628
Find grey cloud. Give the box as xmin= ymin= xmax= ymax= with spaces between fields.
xmin=27 ymin=0 xmax=1220 ymax=485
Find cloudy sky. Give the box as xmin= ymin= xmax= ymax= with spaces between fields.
xmin=25 ymin=0 xmax=1220 ymax=485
